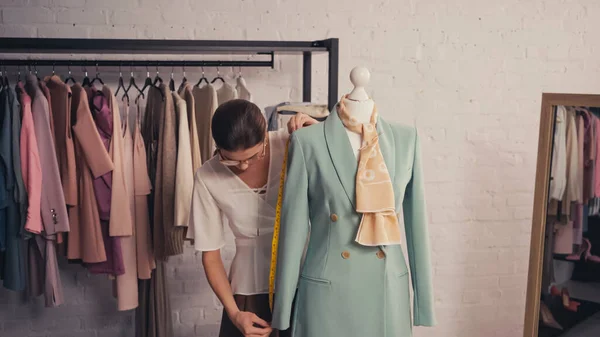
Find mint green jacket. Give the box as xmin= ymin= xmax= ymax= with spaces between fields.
xmin=272 ymin=109 xmax=436 ymax=337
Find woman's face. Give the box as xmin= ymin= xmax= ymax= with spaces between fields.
xmin=218 ymin=139 xmax=267 ymax=172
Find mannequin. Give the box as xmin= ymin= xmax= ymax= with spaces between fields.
xmin=272 ymin=64 xmax=436 ymax=337
xmin=342 ymin=66 xmax=375 ymax=158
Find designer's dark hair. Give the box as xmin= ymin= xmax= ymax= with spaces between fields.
xmin=211 ymin=99 xmax=266 ymax=152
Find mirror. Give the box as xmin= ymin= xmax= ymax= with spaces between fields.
xmin=525 ymin=93 xmax=600 ymax=337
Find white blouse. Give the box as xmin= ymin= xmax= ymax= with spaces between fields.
xmin=186 ymin=128 xmax=288 ymax=295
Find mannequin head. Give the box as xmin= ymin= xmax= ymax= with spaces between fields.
xmin=347 ymin=66 xmax=370 ymax=101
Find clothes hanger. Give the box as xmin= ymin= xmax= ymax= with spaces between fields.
xmin=81 ymin=65 xmax=92 ymax=87
xmin=211 ymin=66 xmax=225 ymax=84
xmin=195 ymin=66 xmax=209 ymax=87
xmin=33 ymin=63 xmax=40 ymax=81
xmin=168 ymin=66 xmax=175 ymax=92
xmin=177 ymin=64 xmax=188 ymax=92
xmin=90 ymin=63 xmax=104 ymax=86
xmin=127 ymin=66 xmax=145 ymax=100
xmin=64 ymin=64 xmax=77 ymax=85
xmin=115 ymin=65 xmax=129 ymax=102
xmin=4 ymin=65 xmax=11 ymax=88
xmin=139 ymin=66 xmax=164 ymax=101
xmin=152 ymin=65 xmax=163 ymax=86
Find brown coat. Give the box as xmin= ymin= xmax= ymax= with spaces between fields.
xmin=69 ymin=84 xmax=114 ymax=262
xmin=44 ymin=75 xmax=77 ymax=207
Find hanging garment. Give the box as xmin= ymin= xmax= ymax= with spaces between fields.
xmin=187 ymin=128 xmax=288 ymax=295
xmin=136 ymin=261 xmax=173 ymax=337
xmin=549 ymin=106 xmax=567 ymax=201
xmin=114 ymin=100 xmax=139 ymax=311
xmin=0 ymin=85 xmax=27 ymax=291
xmin=573 ymin=111 xmax=587 ymax=246
xmin=133 ymin=100 xmax=155 ymax=280
xmin=70 ymin=83 xmax=113 ymax=263
xmin=24 ymin=74 xmax=69 ymax=306
xmin=236 ymin=76 xmax=252 ymax=102
xmin=178 ymin=83 xmax=202 ymax=173
xmin=9 ymin=86 xmax=27 ymax=239
xmin=38 ymin=81 xmax=56 ymax=143
xmin=44 ymin=76 xmax=77 ymax=210
xmin=216 ymin=81 xmax=238 ymax=106
xmin=154 ymin=84 xmax=182 ymax=258
xmin=83 ymin=86 xmax=124 ymax=275
xmin=138 ymin=86 xmax=173 ymax=337
xmin=104 ymin=86 xmax=134 ymax=238
xmin=172 ymin=91 xmax=193 ymax=230
xmin=18 ymin=81 xmax=43 ymax=236
xmin=554 ymin=109 xmax=579 ymax=254
xmin=192 ymin=84 xmax=218 ymax=164
xmin=271 ymin=106 xmax=436 ymax=337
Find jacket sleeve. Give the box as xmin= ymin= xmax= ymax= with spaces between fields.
xmin=402 ymin=128 xmax=436 ymax=327
xmin=72 ymin=109 xmax=113 ymax=179
xmin=272 ymin=134 xmax=310 ymax=330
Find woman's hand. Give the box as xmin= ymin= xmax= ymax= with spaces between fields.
xmin=287 ymin=112 xmax=318 ymax=133
xmin=230 ymin=310 xmax=273 ymax=337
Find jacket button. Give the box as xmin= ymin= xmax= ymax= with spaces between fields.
xmin=341 ymin=251 xmax=350 ymax=259
xmin=376 ymin=250 xmax=385 ymax=259
xmin=330 ymin=214 xmax=338 ymax=222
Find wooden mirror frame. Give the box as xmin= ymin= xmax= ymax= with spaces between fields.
xmin=523 ymin=93 xmax=600 ymax=337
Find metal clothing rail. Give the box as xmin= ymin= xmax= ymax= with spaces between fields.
xmin=0 ymin=37 xmax=340 ymax=109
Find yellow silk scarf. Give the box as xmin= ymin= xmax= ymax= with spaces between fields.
xmin=337 ymin=97 xmax=401 ymax=246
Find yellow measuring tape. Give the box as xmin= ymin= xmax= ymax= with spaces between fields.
xmin=269 ymin=138 xmax=290 ymax=311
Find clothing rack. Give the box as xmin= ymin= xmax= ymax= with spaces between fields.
xmin=0 ymin=37 xmax=340 ymax=109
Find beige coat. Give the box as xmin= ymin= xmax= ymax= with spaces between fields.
xmin=173 ymin=92 xmax=193 ymax=229
xmin=110 ymin=95 xmax=137 ymax=311
xmin=179 ymin=83 xmax=202 ymax=173
xmin=103 ymin=86 xmax=133 ymax=237
xmin=69 ymin=84 xmax=114 ymax=262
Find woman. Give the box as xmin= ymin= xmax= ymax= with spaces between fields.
xmin=186 ymin=99 xmax=318 ymax=337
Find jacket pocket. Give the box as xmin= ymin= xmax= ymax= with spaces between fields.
xmin=299 ymin=274 xmax=331 ymax=285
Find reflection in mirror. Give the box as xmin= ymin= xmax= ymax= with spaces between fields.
xmin=527 ymin=96 xmax=600 ymax=337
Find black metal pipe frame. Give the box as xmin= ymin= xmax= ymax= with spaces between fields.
xmin=0 ymin=37 xmax=339 ymax=109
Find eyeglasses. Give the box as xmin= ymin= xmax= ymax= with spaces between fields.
xmin=218 ymin=138 xmax=268 ymax=167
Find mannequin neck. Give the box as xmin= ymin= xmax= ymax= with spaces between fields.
xmin=341 ymin=97 xmax=375 ymax=125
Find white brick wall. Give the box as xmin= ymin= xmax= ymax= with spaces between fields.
xmin=2 ymin=0 xmax=600 ymax=336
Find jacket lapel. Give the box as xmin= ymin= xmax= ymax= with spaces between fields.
xmin=324 ymin=108 xmax=397 ymax=209
xmin=324 ymin=107 xmax=358 ymax=208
